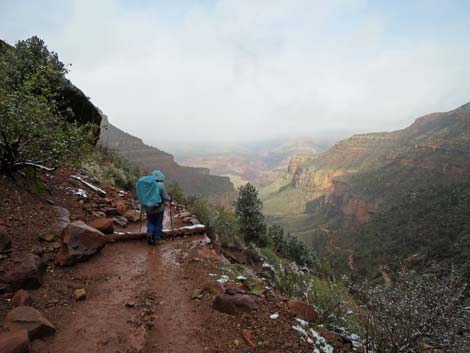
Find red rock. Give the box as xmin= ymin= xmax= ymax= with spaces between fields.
xmin=287 ymin=300 xmax=318 ymax=322
xmin=0 ymin=254 xmax=44 ymax=292
xmin=5 ymin=307 xmax=56 ymax=340
xmin=51 ymin=206 xmax=71 ymax=237
xmin=0 ymin=329 xmax=30 ymax=353
xmin=241 ymin=329 xmax=256 ymax=348
xmin=115 ymin=201 xmax=127 ymax=215
xmin=54 ymin=221 xmax=106 ymax=266
xmin=0 ymin=225 xmax=12 ymax=253
xmin=124 ymin=210 xmax=141 ymax=223
xmin=91 ymin=211 xmax=106 ymax=219
xmin=213 ymin=288 xmax=258 ymax=315
xmin=87 ymin=218 xmax=114 ymax=234
xmin=12 ymin=290 xmax=33 ymax=307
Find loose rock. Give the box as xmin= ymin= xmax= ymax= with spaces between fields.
xmin=54 ymin=221 xmax=106 ymax=266
xmin=12 ymin=290 xmax=33 ymax=307
xmin=191 ymin=289 xmax=204 ymax=300
xmin=0 ymin=329 xmax=30 ymax=353
xmin=115 ymin=201 xmax=127 ymax=215
xmin=87 ymin=218 xmax=114 ymax=234
xmin=213 ymin=288 xmax=258 ymax=315
xmin=0 ymin=254 xmax=44 ymax=293
xmin=124 ymin=210 xmax=141 ymax=223
xmin=287 ymin=300 xmax=318 ymax=322
xmin=5 ymin=306 xmax=56 ymax=340
xmin=74 ymin=288 xmax=87 ymax=301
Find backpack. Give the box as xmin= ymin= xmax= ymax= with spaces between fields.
xmin=136 ymin=176 xmax=162 ymax=210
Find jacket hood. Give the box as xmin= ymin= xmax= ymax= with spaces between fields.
xmin=151 ymin=170 xmax=165 ymax=181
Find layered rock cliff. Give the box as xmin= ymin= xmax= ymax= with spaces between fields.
xmin=267 ymin=101 xmax=470 ymax=226
xmin=99 ymin=117 xmax=234 ymax=197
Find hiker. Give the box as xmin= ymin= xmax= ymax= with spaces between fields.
xmin=136 ymin=170 xmax=171 ymax=246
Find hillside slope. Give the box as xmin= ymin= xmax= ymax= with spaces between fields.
xmin=263 ymin=102 xmax=470 ymax=278
xmin=99 ymin=117 xmax=234 ymax=198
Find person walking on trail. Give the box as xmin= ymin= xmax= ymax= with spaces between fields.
xmin=136 ymin=170 xmax=171 ymax=246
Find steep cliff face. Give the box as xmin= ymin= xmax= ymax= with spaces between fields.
xmin=266 ymin=101 xmax=470 ymax=226
xmin=99 ymin=117 xmax=234 ymax=197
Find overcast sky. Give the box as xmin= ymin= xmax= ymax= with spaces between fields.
xmin=2 ymin=0 xmax=470 ymax=150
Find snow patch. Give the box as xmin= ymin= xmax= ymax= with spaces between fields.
xmin=293 ymin=319 xmax=334 ymax=353
xmin=270 ymin=313 xmax=279 ymax=319
xmin=217 ymin=275 xmax=230 ymax=284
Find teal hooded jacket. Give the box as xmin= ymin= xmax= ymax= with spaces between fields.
xmin=149 ymin=170 xmax=171 ymax=213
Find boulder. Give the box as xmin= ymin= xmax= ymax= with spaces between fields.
xmin=287 ymin=300 xmax=318 ymax=322
xmin=51 ymin=206 xmax=71 ymax=237
xmin=0 ymin=330 xmax=30 ymax=353
xmin=0 ymin=225 xmax=12 ymax=253
xmin=124 ymin=210 xmax=141 ymax=223
xmin=54 ymin=221 xmax=106 ymax=266
xmin=12 ymin=290 xmax=33 ymax=307
xmin=87 ymin=218 xmax=114 ymax=234
xmin=213 ymin=288 xmax=258 ymax=315
xmin=115 ymin=201 xmax=127 ymax=215
xmin=5 ymin=306 xmax=56 ymax=340
xmin=0 ymin=254 xmax=44 ymax=293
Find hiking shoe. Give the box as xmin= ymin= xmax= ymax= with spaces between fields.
xmin=146 ymin=235 xmax=152 ymax=245
xmin=155 ymin=240 xmax=166 ymax=246
xmin=148 ymin=239 xmax=156 ymax=246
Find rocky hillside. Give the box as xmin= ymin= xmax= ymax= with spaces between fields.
xmin=263 ymin=102 xmax=470 ymax=277
xmin=99 ymin=116 xmax=234 ymax=197
xmin=267 ymin=102 xmax=470 ymax=222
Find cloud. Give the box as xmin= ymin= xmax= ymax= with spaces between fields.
xmin=2 ymin=0 xmax=470 ymax=149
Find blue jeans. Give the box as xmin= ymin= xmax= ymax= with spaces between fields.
xmin=147 ymin=210 xmax=164 ymax=241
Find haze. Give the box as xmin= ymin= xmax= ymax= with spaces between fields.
xmin=2 ymin=0 xmax=470 ymax=151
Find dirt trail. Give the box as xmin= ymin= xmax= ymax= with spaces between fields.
xmin=34 ymin=212 xmax=213 ymax=353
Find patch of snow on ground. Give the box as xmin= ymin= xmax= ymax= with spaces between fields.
xmin=270 ymin=313 xmax=279 ymax=319
xmin=74 ymin=189 xmax=88 ymax=198
xmin=217 ymin=275 xmax=230 ymax=284
xmin=293 ymin=319 xmax=334 ymax=353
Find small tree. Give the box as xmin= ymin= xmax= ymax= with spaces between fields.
xmin=0 ymin=36 xmax=94 ymax=176
xmin=234 ymin=183 xmax=267 ymax=246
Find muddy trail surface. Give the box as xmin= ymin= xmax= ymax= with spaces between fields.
xmin=32 ymin=213 xmax=222 ymax=353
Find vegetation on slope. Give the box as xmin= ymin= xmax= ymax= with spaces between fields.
xmin=0 ymin=37 xmax=96 ymax=176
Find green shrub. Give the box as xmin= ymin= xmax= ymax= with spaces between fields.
xmin=188 ymin=197 xmax=243 ymax=249
xmin=273 ymin=264 xmax=353 ymax=328
xmin=167 ymin=181 xmax=186 ymax=204
xmin=0 ymin=36 xmax=95 ymax=176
